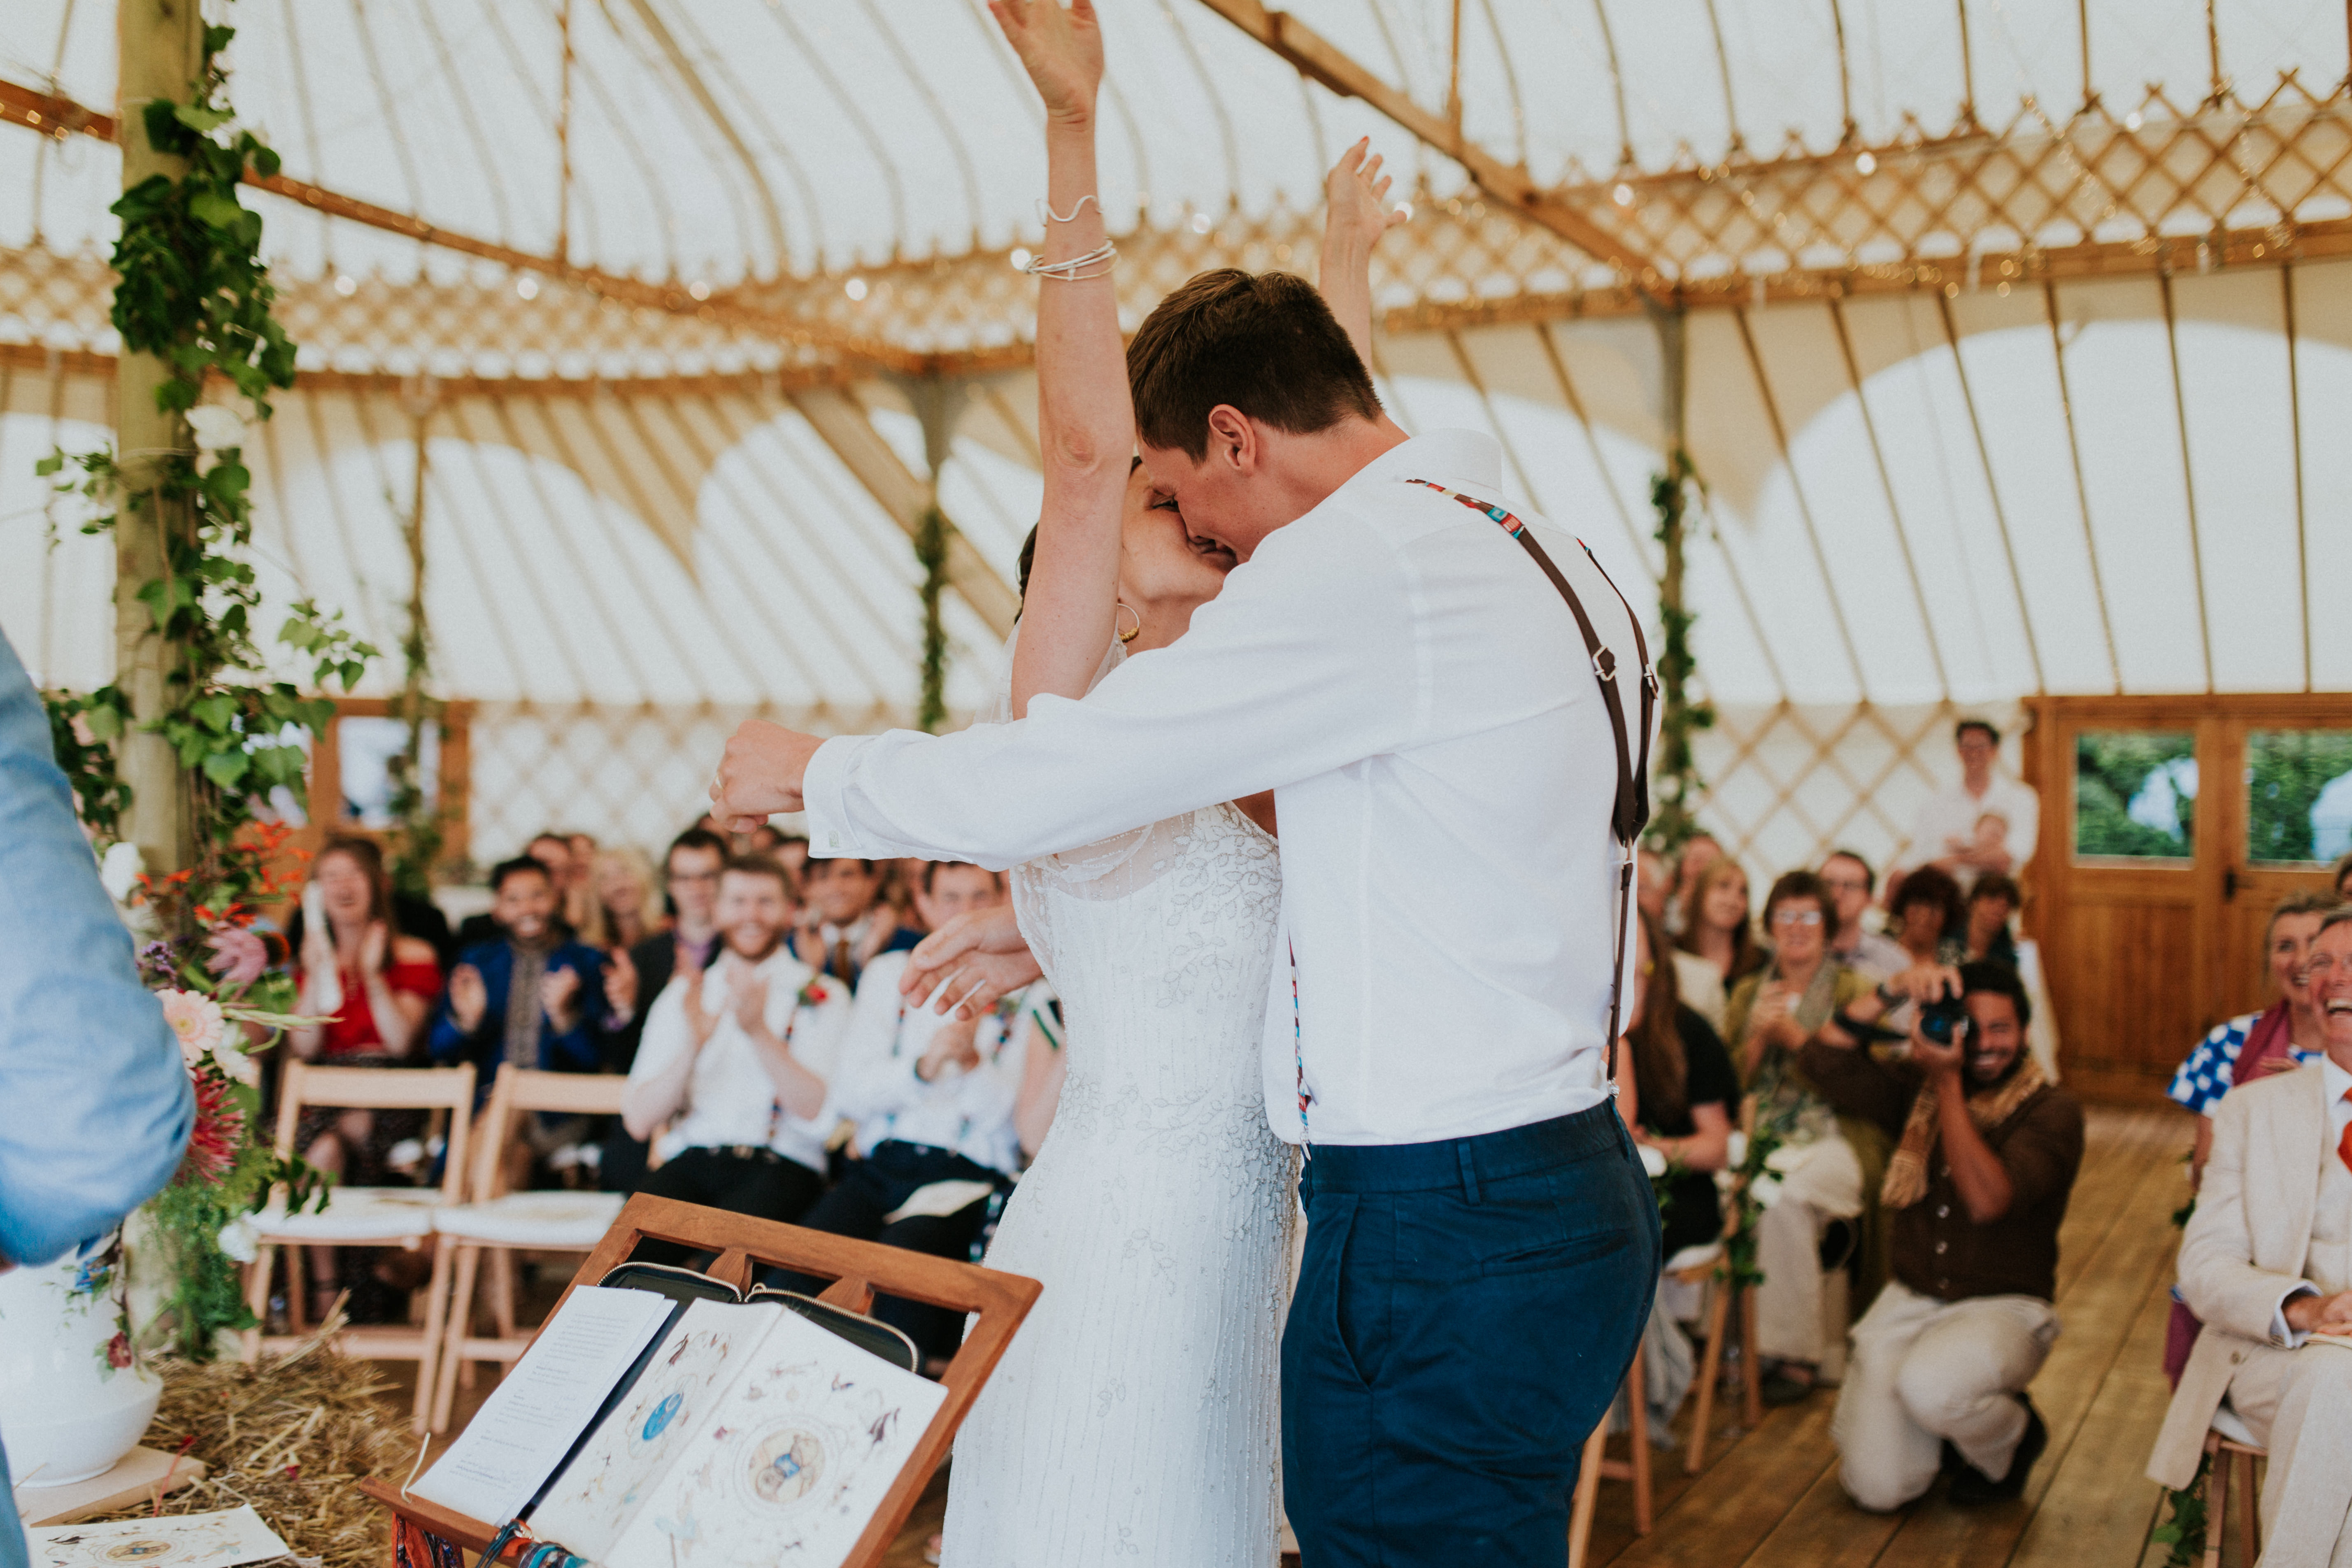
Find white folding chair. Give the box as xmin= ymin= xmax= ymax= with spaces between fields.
xmin=430 ymin=1068 xmax=629 ymax=1431
xmin=241 ymin=1062 xmax=476 ymax=1433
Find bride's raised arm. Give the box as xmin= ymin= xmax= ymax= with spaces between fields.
xmin=991 ymin=0 xmax=1128 ymax=719
xmin=1319 ymin=138 xmax=1403 ymax=366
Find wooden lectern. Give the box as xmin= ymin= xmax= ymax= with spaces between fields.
xmin=362 ymin=1193 xmax=1040 ymax=1568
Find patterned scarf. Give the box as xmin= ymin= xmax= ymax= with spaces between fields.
xmin=1881 ymin=1057 xmax=2047 ymax=1208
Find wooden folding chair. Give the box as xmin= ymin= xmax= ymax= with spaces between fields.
xmin=2201 ymin=1403 xmax=2266 ymax=1568
xmin=1682 ymin=1230 xmax=1762 ymax=1474
xmin=363 ymin=1193 xmax=1042 ymax=1568
xmin=241 ymin=1062 xmax=476 ymax=1433
xmin=429 ymin=1068 xmax=630 ymax=1431
xmin=1567 ymin=1342 xmax=1651 ymax=1568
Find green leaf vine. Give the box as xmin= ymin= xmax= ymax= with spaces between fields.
xmin=915 ymin=502 xmax=950 ymax=733
xmin=1645 ymin=447 xmax=1715 ymax=853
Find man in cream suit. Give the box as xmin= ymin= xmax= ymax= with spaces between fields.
xmin=2148 ymin=907 xmax=2352 ymax=1565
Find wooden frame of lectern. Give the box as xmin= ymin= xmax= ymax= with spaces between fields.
xmin=360 ymin=1192 xmax=1042 ymax=1567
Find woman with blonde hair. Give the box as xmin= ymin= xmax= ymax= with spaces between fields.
xmin=591 ymin=844 xmax=661 ymax=951
xmin=1676 ymin=856 xmax=1766 ymax=1007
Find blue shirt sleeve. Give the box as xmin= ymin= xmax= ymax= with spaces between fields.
xmin=2167 ymin=1015 xmax=2252 ymax=1116
xmin=543 ymin=947 xmax=605 ymax=1070
xmin=0 ymin=632 xmax=194 ymax=1267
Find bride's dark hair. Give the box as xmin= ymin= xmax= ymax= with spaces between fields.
xmin=1016 ymin=457 xmax=1147 ymax=607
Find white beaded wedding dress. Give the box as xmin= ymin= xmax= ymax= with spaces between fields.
xmin=940 ymin=640 xmax=1295 ymax=1568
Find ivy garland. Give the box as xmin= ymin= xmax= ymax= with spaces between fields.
xmin=914 ymin=503 xmax=951 ymax=733
xmin=1645 ymin=447 xmax=1715 ymax=854
xmin=35 ymin=12 xmax=367 ymax=1359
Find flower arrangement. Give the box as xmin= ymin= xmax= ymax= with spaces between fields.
xmin=117 ymin=828 xmax=333 ymax=1361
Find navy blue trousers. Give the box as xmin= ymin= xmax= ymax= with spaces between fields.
xmin=1283 ymin=1104 xmax=1661 ymax=1567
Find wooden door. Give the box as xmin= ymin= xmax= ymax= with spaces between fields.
xmin=2024 ymin=694 xmax=2352 ymax=1103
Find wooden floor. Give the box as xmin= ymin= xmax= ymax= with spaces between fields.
xmin=396 ymin=1103 xmax=2195 ymax=1568
xmin=1576 ymin=1103 xmax=2191 ymax=1568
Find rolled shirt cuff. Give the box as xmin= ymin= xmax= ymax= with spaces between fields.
xmin=2275 ymin=1282 xmax=2319 ymax=1347
xmin=803 ymin=734 xmax=875 ymax=859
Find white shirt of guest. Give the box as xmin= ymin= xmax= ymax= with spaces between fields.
xmin=804 ymin=428 xmax=1650 ymax=1147
xmin=1903 ymin=772 xmax=2040 ymax=880
xmin=625 ymin=945 xmax=851 ymax=1175
xmin=829 ymin=950 xmax=1031 ymax=1176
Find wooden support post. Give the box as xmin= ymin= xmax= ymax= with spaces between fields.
xmin=113 ymin=0 xmax=204 ymax=875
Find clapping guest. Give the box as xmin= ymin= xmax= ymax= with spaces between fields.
xmin=591 ymin=845 xmax=660 ymax=952
xmin=1821 ymin=850 xmax=1908 ymax=983
xmin=429 ymin=857 xmax=605 ymax=1184
xmin=778 ymin=861 xmax=1031 ymax=1361
xmin=1663 ymin=832 xmax=1722 ymax=937
xmin=793 ymin=857 xmax=923 ymax=991
xmin=621 ymin=856 xmax=850 ymax=1254
xmin=597 ymin=828 xmax=730 ymax=1193
xmin=1725 ymin=870 xmax=1884 ymax=1405
xmin=284 ymin=835 xmax=444 ymax=1321
xmin=453 ymin=831 xmax=576 ymax=949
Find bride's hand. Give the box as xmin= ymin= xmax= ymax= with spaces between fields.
xmin=988 ymin=0 xmax=1104 ymax=126
xmin=903 ymin=905 xmax=1044 ymax=1019
xmin=1324 ymin=138 xmax=1403 ymax=256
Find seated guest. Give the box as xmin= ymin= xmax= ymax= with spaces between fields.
xmin=1804 ymin=961 xmax=2083 ymax=1510
xmin=589 ymin=844 xmax=660 ymax=952
xmin=1676 ymin=858 xmax=1764 ymax=1020
xmin=287 ymin=835 xmax=444 ymax=1322
xmin=429 ymin=856 xmax=605 ymax=1184
xmin=597 ymin=828 xmax=730 ymax=1193
xmin=1725 ymin=870 xmax=1882 ymax=1404
xmin=777 ymin=862 xmax=1030 ymax=1361
xmin=1663 ymin=831 xmax=1722 ymax=938
xmin=1625 ymin=912 xmax=1737 ymax=1264
xmin=2147 ymin=908 xmax=2352 ymax=1563
xmin=455 ymin=831 xmax=576 ymax=948
xmin=1821 ymin=849 xmax=1908 ymax=983
xmin=2170 ymin=893 xmax=2333 ymax=1189
xmin=1637 ymin=846 xmax=1670 ymax=926
xmin=1887 ymin=863 xmax=1967 ymax=970
xmin=771 ymin=832 xmax=812 ymax=891
xmin=620 ymin=855 xmax=849 ymax=1256
xmin=793 ymin=856 xmax=922 ymax=990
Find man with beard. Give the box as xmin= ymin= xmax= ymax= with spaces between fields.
xmin=619 ymin=855 xmax=850 ymax=1259
xmin=2148 ymin=909 xmax=2352 ymax=1563
xmin=1797 ymin=960 xmax=2083 ymax=1510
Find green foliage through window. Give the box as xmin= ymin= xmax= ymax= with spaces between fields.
xmin=2075 ymin=730 xmax=2195 ymax=860
xmin=2246 ymin=730 xmax=2352 ymax=865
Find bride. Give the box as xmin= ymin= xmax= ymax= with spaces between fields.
xmin=898 ymin=4 xmax=1400 ymax=1562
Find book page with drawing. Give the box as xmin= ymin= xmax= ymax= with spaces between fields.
xmin=599 ymin=1306 xmax=949 ymax=1568
xmin=526 ymin=1298 xmax=781 ymax=1560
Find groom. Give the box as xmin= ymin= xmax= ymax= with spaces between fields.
xmin=713 ymin=266 xmax=1660 ymax=1567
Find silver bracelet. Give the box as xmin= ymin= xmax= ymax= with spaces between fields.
xmin=1024 ymin=240 xmax=1117 ymax=281
xmin=1037 ymin=193 xmax=1100 ymax=224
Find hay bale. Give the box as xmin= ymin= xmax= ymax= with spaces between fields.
xmin=88 ymin=1320 xmax=421 ymax=1568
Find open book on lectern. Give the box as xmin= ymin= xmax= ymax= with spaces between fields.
xmin=411 ymin=1283 xmax=947 ymax=1568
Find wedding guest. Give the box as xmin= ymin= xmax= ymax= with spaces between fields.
xmin=1887 ymin=863 xmax=1968 ymax=969
xmin=621 ymin=856 xmax=850 ymax=1256
xmin=598 ymin=828 xmax=730 ymax=1192
xmin=429 ymin=857 xmax=605 ymax=1184
xmin=793 ymin=856 xmax=922 ymax=991
xmin=2333 ymin=849 xmax=2352 ymax=902
xmin=1962 ymin=872 xmax=2061 ymax=1080
xmin=592 ymin=845 xmax=661 ymax=952
xmin=453 ymin=831 xmax=576 ymax=949
xmin=771 ymin=832 xmax=812 ymax=890
xmin=286 ymin=835 xmax=445 ymax=1321
xmin=1676 ymin=857 xmax=1764 ymax=1003
xmin=1663 ymin=832 xmax=1722 ymax=937
xmin=1896 ymin=719 xmax=2040 ymax=889
xmin=1724 ymin=870 xmax=1884 ymax=1404
xmin=1805 ymin=961 xmax=2082 ymax=1509
xmin=0 ymin=628 xmax=192 ymax=1568
xmin=2169 ymin=892 xmax=2334 ymax=1188
xmin=776 ymin=861 xmax=1027 ymax=1361
xmin=1626 ymin=913 xmax=1736 ymax=1264
xmin=1821 ymin=849 xmax=1908 ymax=982
xmin=2147 ymin=909 xmax=2352 ymax=1562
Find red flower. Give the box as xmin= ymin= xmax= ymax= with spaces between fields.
xmin=105 ymin=1331 xmax=133 ymax=1370
xmin=182 ymin=1069 xmax=244 ymax=1184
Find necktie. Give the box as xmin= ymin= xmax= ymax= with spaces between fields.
xmin=2339 ymin=1087 xmax=2352 ymax=1175
xmin=833 ymin=935 xmax=854 ymax=989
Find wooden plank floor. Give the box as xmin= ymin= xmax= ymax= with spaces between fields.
xmin=393 ymin=1103 xmax=2192 ymax=1567
xmin=1587 ymin=1103 xmax=2190 ymax=1568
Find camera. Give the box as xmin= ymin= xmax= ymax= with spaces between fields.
xmin=1918 ymin=993 xmax=1971 ymax=1048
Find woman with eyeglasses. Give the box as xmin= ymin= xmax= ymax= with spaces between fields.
xmin=1723 ymin=870 xmax=1891 ymax=1406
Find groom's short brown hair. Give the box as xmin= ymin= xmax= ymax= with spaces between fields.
xmin=1127 ymin=268 xmax=1382 ymax=461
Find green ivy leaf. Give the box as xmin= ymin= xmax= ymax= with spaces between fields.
xmin=174 ymin=104 xmax=236 ymax=135
xmin=200 ymin=748 xmax=250 ymax=788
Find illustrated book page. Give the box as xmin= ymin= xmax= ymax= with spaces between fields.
xmin=28 ymin=1505 xmax=288 ymax=1568
xmin=526 ymin=1298 xmax=781 ymax=1560
xmin=599 ymin=1305 xmax=950 ymax=1568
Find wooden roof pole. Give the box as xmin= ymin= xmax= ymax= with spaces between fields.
xmin=1190 ymin=0 xmax=1662 ymax=287
xmin=789 ymin=386 xmax=1019 ymax=639
xmin=0 ymin=79 xmax=914 ymax=374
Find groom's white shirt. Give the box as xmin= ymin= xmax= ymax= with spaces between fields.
xmin=804 ymin=428 xmax=1646 ymax=1147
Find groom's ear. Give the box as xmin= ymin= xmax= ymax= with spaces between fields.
xmin=1205 ymin=405 xmax=1257 ymax=474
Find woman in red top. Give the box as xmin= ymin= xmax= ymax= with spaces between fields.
xmin=288 ymin=836 xmax=443 ymax=1321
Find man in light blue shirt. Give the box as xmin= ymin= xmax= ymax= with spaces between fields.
xmin=0 ymin=629 xmax=193 ymax=1568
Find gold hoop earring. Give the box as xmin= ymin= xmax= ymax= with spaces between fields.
xmin=1114 ymin=602 xmax=1142 ymax=644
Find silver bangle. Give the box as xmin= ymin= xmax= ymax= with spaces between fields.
xmin=1024 ymin=239 xmax=1118 ymax=281
xmin=1037 ymin=193 xmax=1100 ymax=224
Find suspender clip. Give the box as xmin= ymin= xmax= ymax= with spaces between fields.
xmin=1592 ymin=646 xmax=1618 ymax=681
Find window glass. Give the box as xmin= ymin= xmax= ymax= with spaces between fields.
xmin=2074 ymin=730 xmax=2196 ymax=860
xmin=337 ymin=715 xmax=439 ymax=830
xmin=2247 ymin=729 xmax=2352 ymax=866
